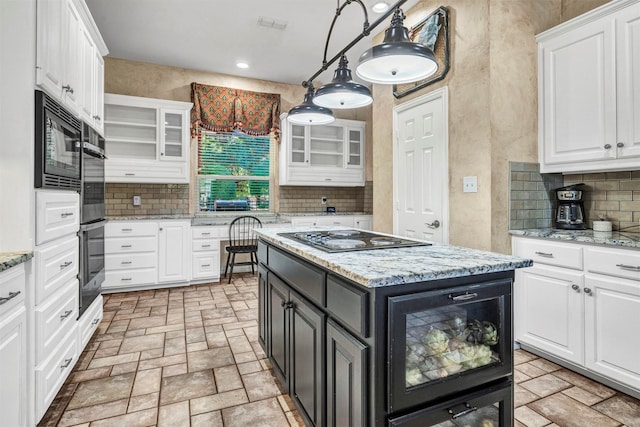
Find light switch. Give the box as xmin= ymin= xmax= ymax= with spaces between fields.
xmin=463 ymin=176 xmax=477 ymax=193
xmin=133 ymin=195 xmax=142 ymax=206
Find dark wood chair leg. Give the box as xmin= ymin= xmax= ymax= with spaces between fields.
xmin=250 ymin=251 xmax=256 ymax=274
xmin=228 ymin=252 xmax=236 ymax=284
xmin=224 ymin=249 xmax=231 ymax=278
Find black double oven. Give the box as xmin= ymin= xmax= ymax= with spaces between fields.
xmin=35 ymin=90 xmax=106 ymax=318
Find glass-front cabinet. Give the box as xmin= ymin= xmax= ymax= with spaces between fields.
xmin=280 ymin=114 xmax=365 ymax=186
xmin=104 ymin=94 xmax=192 ymax=183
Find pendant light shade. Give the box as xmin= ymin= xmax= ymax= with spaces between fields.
xmin=356 ymin=8 xmax=438 ymax=84
xmin=287 ymin=86 xmax=335 ymax=125
xmin=313 ymin=56 xmax=373 ymax=109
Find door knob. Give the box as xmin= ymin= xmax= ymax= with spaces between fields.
xmin=425 ymin=220 xmax=440 ymax=229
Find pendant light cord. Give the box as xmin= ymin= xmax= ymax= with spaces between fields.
xmin=302 ymin=0 xmax=409 ymax=88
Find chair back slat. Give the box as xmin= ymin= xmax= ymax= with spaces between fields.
xmin=228 ymin=215 xmax=263 ymax=248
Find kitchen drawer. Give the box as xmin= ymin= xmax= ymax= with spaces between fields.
xmin=191 ymin=252 xmax=220 ymax=280
xmin=34 ymin=279 xmax=78 ymax=363
xmin=36 ymin=324 xmax=78 ymax=421
xmin=104 ymin=268 xmax=157 ymax=288
xmin=315 ymin=216 xmax=354 ymax=227
xmin=192 ymin=226 xmax=224 ymax=239
xmin=105 ymin=221 xmax=158 ymax=238
xmin=105 ymin=252 xmax=157 ymax=270
xmin=192 ymin=239 xmax=220 ymax=252
xmin=35 ymin=235 xmax=79 ymax=305
xmin=0 ymin=264 xmax=26 ymax=317
xmin=78 ymin=295 xmax=103 ymax=349
xmin=515 ymin=238 xmax=583 ymax=270
xmin=105 ymin=236 xmax=157 ymax=254
xmin=326 ymin=275 xmax=369 ymax=337
xmin=585 ymin=246 xmax=640 ymax=281
xmin=36 ymin=190 xmax=79 ymax=245
xmin=269 ymin=246 xmax=325 ymax=305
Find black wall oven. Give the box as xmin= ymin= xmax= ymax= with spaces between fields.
xmin=79 ymin=123 xmax=106 ymax=317
xmin=35 ymin=90 xmax=82 ymax=191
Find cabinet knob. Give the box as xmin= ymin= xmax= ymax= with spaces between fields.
xmin=571 ymin=284 xmax=580 ymax=292
xmin=617 ymin=142 xmax=625 ymax=148
xmin=584 ymin=287 xmax=592 ymax=295
xmin=604 ymin=144 xmax=612 ymax=149
xmin=161 ymin=153 xmax=164 ymax=156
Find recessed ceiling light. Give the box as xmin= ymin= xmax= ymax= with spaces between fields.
xmin=236 ymin=62 xmax=249 ymax=69
xmin=371 ymin=2 xmax=389 ymax=13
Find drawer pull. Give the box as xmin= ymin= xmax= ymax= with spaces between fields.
xmin=616 ymin=263 xmax=640 ymax=271
xmin=0 ymin=291 xmax=21 ymax=305
xmin=449 ymin=403 xmax=478 ymax=420
xmin=60 ymin=212 xmax=74 ymax=218
xmin=59 ymin=261 xmax=73 ymax=269
xmin=535 ymin=251 xmax=553 ymax=257
xmin=91 ymin=318 xmax=100 ymax=325
xmin=449 ymin=292 xmax=478 ymax=302
xmin=201 ymin=232 xmax=211 ymax=236
xmin=121 ymin=261 xmax=132 ymax=265
xmin=60 ymin=357 xmax=73 ymax=369
xmin=121 ymin=277 xmax=132 ymax=281
xmin=202 ymin=264 xmax=211 ymax=267
xmin=125 ymin=173 xmax=135 ymax=176
xmin=60 ymin=310 xmax=73 ymax=320
xmin=121 ymin=228 xmax=133 ymax=232
xmin=121 ymin=244 xmax=132 ymax=248
xmin=201 ymin=244 xmax=211 ymax=248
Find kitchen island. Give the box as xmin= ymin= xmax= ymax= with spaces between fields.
xmin=255 ymin=227 xmax=532 ymax=427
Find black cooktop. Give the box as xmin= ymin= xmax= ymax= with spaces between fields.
xmin=278 ymin=229 xmax=431 ymax=253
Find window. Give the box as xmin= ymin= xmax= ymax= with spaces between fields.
xmin=197 ymin=130 xmax=271 ymax=213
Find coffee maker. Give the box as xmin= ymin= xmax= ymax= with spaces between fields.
xmin=554 ymin=183 xmax=586 ymax=229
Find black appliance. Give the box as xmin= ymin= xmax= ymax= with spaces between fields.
xmin=78 ymin=123 xmax=106 ymax=318
xmin=35 ymin=90 xmax=82 ymax=191
xmin=278 ymin=229 xmax=431 ymax=252
xmin=554 ymin=183 xmax=586 ymax=230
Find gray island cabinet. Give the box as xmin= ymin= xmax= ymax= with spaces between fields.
xmin=255 ymin=228 xmax=532 ymax=427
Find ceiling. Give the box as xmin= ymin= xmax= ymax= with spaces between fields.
xmin=85 ymin=0 xmax=421 ymax=87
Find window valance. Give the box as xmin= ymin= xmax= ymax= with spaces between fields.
xmin=190 ymin=83 xmax=280 ymax=138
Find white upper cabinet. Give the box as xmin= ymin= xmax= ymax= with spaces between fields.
xmin=104 ymin=94 xmax=193 ymax=183
xmin=36 ymin=0 xmax=108 ymax=132
xmin=538 ymin=0 xmax=640 ymax=173
xmin=280 ymin=114 xmax=365 ymax=186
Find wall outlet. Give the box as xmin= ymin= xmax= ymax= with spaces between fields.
xmin=463 ymin=176 xmax=478 ymax=193
xmin=321 ymin=196 xmax=327 ymax=204
xmin=132 ymin=195 xmax=142 ymax=206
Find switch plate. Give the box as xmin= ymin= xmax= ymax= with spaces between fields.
xmin=132 ymin=195 xmax=142 ymax=206
xmin=463 ymin=176 xmax=478 ymax=193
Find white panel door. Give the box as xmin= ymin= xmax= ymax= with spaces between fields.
xmin=541 ymin=17 xmax=616 ymax=165
xmin=515 ymin=265 xmax=584 ymax=365
xmin=393 ymin=88 xmax=448 ymax=243
xmin=615 ymin=2 xmax=640 ymax=159
xmin=36 ymin=0 xmax=64 ymax=96
xmin=585 ymin=274 xmax=640 ymax=390
xmin=158 ymin=221 xmax=189 ymax=283
xmin=0 ymin=306 xmax=27 ymax=427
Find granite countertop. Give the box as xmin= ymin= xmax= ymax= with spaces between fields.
xmin=279 ymin=212 xmax=371 ymax=217
xmin=510 ymin=228 xmax=640 ymax=249
xmin=0 ymin=251 xmax=34 ymax=273
xmin=192 ymin=215 xmax=290 ymax=226
xmin=107 ymin=215 xmax=193 ymax=221
xmin=256 ymin=227 xmax=532 ymax=288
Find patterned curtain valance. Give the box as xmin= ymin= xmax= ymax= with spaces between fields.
xmin=190 ymin=83 xmax=280 ymax=138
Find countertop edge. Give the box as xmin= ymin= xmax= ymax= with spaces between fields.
xmin=510 ymin=228 xmax=640 ymax=249
xmin=0 ymin=251 xmax=34 ymax=273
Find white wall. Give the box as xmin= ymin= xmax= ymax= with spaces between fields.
xmin=0 ymin=0 xmax=36 ymax=252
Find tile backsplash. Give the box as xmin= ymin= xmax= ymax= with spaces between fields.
xmin=105 ymin=183 xmax=190 ymax=216
xmin=279 ymin=181 xmax=373 ymax=214
xmin=509 ymin=162 xmax=562 ymax=230
xmin=564 ymin=171 xmax=640 ymax=230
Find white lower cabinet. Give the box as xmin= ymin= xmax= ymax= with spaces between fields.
xmin=287 ymin=215 xmax=372 ymax=228
xmin=158 ymin=221 xmax=190 ymax=283
xmin=584 ymin=273 xmax=640 ymax=390
xmin=190 ymin=226 xmax=221 ymax=282
xmin=78 ymin=295 xmax=103 ymax=350
xmin=513 ymin=236 xmax=640 ymax=394
xmin=0 ymin=264 xmax=28 ymax=427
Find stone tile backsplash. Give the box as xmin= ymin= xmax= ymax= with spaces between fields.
xmin=564 ymin=171 xmax=640 ymax=230
xmin=105 ymin=183 xmax=190 ymax=216
xmin=278 ymin=181 xmax=373 ymax=214
xmin=509 ymin=162 xmax=562 ymax=230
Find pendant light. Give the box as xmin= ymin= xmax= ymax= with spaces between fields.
xmin=313 ymin=55 xmax=373 ymax=109
xmin=356 ymin=7 xmax=438 ymax=84
xmin=287 ymin=86 xmax=335 ymax=125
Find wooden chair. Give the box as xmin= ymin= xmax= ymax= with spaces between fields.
xmin=224 ymin=215 xmax=262 ymax=284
